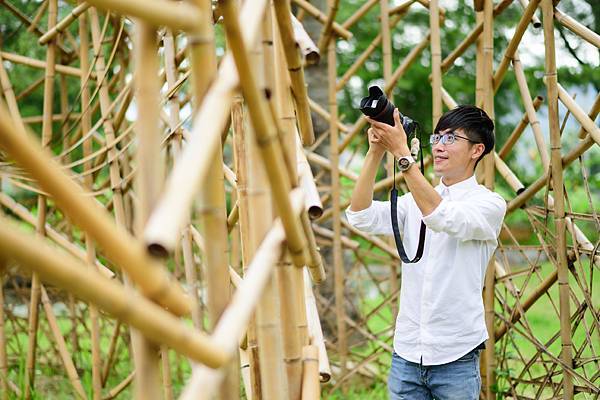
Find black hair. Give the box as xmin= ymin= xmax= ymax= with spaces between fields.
xmin=434 ymin=105 xmax=495 ymax=167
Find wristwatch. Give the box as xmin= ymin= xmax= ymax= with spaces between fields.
xmin=397 ymin=155 xmax=415 ymax=172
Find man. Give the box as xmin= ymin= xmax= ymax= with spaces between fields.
xmin=346 ymin=105 xmax=506 ymax=400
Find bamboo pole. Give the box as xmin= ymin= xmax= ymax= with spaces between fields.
xmin=554 ymin=8 xmax=600 ymax=49
xmin=303 ymin=270 xmax=331 ymax=383
xmin=0 ymin=52 xmax=82 ymax=77
xmin=0 ymin=102 xmax=191 ymax=315
xmin=0 ymin=53 xmax=25 ymax=132
xmin=163 ymin=31 xmax=202 ymax=330
xmin=77 ymin=11 xmax=103 ymax=399
xmin=316 ymin=0 xmax=340 ymax=55
xmin=143 ymin=0 xmax=270 ymax=255
xmin=273 ymin=0 xmax=315 ymax=145
xmin=24 ymin=2 xmax=57 ymax=396
xmin=0 ymin=217 xmax=227 ymax=368
xmin=0 ymin=0 xmax=71 ymax=54
xmin=220 ymin=0 xmax=309 ymax=270
xmin=328 ymin=19 xmax=347 ymax=384
xmin=130 ymin=20 xmax=163 ymax=400
xmin=190 ymin=0 xmax=239 ymax=395
xmin=498 ymin=95 xmax=544 ymax=159
xmin=430 ymin=0 xmax=442 ymax=126
xmin=297 ymin=137 xmax=323 ymax=219
xmin=291 ymin=14 xmax=320 ymax=66
xmin=83 ymin=0 xmax=203 ymax=32
xmin=40 ymin=287 xmax=88 ymax=399
xmin=556 ymin=82 xmax=600 ymax=146
xmin=39 ymin=2 xmax=90 ymax=44
xmin=337 ymin=14 xmax=405 ymax=91
xmin=291 ymin=0 xmax=352 ymax=40
xmin=577 ymin=93 xmax=600 ymax=139
xmin=301 ymin=345 xmax=320 ymax=400
xmin=542 ymin=1 xmax=573 ymax=397
xmin=180 ymin=196 xmax=303 ymax=398
xmin=492 ymin=0 xmax=541 ymax=92
xmin=342 ymin=0 xmax=379 ymax=29
xmin=0 ymin=193 xmax=114 ymax=279
xmin=512 ymin=53 xmax=550 ymax=172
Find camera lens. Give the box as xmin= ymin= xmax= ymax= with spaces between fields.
xmin=359 ymin=86 xmax=396 ymax=126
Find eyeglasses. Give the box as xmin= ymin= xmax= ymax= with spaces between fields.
xmin=429 ymin=131 xmax=479 ymax=145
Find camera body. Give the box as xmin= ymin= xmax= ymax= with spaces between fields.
xmin=359 ymin=86 xmax=417 ymax=136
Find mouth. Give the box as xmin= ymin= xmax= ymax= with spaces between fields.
xmin=434 ymin=155 xmax=448 ymax=163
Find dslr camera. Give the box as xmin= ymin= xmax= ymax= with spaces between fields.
xmin=359 ymin=86 xmax=417 ymax=136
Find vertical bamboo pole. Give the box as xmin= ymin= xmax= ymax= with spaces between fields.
xmin=79 ymin=9 xmax=103 ymax=399
xmin=481 ymin=0 xmax=495 ymax=398
xmin=131 ymin=20 xmax=163 ymax=400
xmin=232 ymin=94 xmax=263 ymax=399
xmin=541 ymin=1 xmax=573 ymax=397
xmin=381 ymin=0 xmax=400 ymax=320
xmin=234 ymin=4 xmax=288 ymax=397
xmin=0 ymin=52 xmax=25 ymax=132
xmin=273 ymin=16 xmax=306 ymax=399
xmin=25 ymin=1 xmax=57 ymax=397
xmin=430 ymin=0 xmax=442 ymax=127
xmin=328 ymin=9 xmax=347 ymax=382
xmin=163 ymin=31 xmax=202 ymax=330
xmin=188 ymin=0 xmax=238 ymax=396
xmin=301 ymin=345 xmax=320 ymax=400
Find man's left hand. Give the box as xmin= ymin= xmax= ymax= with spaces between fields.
xmin=366 ymin=108 xmax=411 ymax=158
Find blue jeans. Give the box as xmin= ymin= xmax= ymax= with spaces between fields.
xmin=388 ymin=349 xmax=481 ymax=400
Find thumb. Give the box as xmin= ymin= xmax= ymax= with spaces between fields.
xmin=393 ymin=108 xmax=401 ymax=127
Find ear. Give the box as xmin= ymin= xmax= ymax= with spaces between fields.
xmin=471 ymin=143 xmax=485 ymax=160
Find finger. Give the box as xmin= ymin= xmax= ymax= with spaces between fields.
xmin=393 ymin=108 xmax=401 ymax=127
xmin=367 ymin=117 xmax=389 ymax=130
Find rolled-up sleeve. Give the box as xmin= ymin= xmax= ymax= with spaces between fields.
xmin=345 ymin=194 xmax=411 ymax=235
xmin=422 ymin=192 xmax=506 ymax=241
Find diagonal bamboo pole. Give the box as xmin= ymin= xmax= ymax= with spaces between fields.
xmin=554 ymin=8 xmax=600 ymax=49
xmin=498 ymin=95 xmax=544 ymax=159
xmin=292 ymin=0 xmax=352 ymax=40
xmin=512 ymin=52 xmax=550 ymax=172
xmin=0 ymin=101 xmax=191 ymax=316
xmin=39 ymin=2 xmax=90 ymax=45
xmin=556 ymin=82 xmax=600 ymax=146
xmin=0 ymin=217 xmax=227 ymax=368
xmin=40 ymin=287 xmax=88 ymax=399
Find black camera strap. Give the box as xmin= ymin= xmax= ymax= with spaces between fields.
xmin=390 ymin=137 xmax=427 ymax=264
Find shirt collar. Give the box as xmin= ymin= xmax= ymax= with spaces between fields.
xmin=437 ymin=175 xmax=479 ymax=197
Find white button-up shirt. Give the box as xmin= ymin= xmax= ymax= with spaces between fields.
xmin=346 ymin=175 xmax=506 ymax=365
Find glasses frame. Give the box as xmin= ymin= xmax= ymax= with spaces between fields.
xmin=429 ymin=130 xmax=480 ymax=146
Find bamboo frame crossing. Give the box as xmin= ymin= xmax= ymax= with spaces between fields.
xmin=0 ymin=0 xmax=597 ymax=399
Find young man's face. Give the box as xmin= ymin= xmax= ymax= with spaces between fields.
xmin=432 ymin=128 xmax=482 ymax=182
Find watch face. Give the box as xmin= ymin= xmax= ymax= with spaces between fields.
xmin=399 ymin=158 xmax=410 ymax=168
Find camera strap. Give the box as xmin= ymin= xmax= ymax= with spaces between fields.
xmin=390 ymin=137 xmax=427 ymax=264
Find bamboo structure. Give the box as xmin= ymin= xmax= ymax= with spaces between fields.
xmin=0 ymin=0 xmax=597 ymax=399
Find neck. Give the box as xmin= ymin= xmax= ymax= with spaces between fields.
xmin=441 ymin=169 xmax=474 ymax=186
